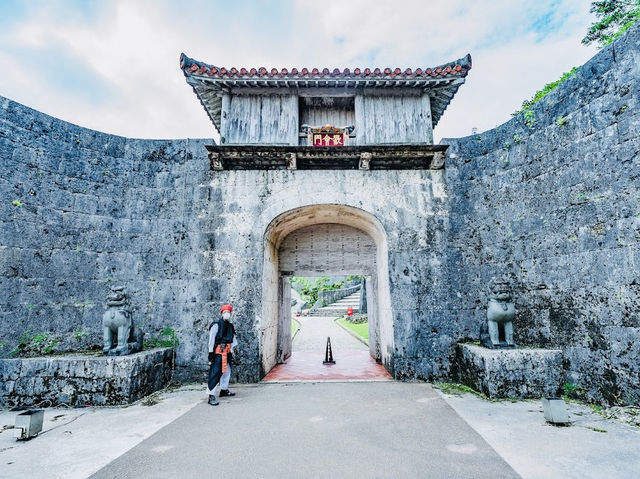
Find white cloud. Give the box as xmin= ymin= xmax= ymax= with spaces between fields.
xmin=286 ymin=0 xmax=598 ymax=140
xmin=0 ymin=0 xmax=216 ymax=139
xmin=436 ymin=30 xmax=598 ymax=140
xmin=0 ymin=0 xmax=599 ymax=141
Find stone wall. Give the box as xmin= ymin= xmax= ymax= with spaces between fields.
xmin=444 ymin=23 xmax=640 ymax=405
xmin=0 ymin=98 xmax=211 ymax=378
xmin=456 ymin=344 xmax=563 ymax=399
xmin=0 ymin=348 xmax=174 ymax=407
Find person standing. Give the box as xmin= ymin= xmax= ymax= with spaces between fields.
xmin=207 ymin=304 xmax=238 ymax=406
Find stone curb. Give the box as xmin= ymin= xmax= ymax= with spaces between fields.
xmin=333 ymin=317 xmax=369 ymax=347
xmin=291 ymin=318 xmax=302 ymax=343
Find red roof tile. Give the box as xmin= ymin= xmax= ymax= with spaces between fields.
xmin=179 ymin=53 xmax=472 ymax=81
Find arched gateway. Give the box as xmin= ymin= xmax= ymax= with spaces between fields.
xmin=180 ymin=52 xmax=472 ymax=380
xmin=261 ymin=204 xmax=393 ymax=376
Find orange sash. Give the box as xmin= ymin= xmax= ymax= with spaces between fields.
xmin=215 ymin=344 xmax=232 ymax=373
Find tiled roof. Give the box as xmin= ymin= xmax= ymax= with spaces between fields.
xmin=180 ymin=53 xmax=472 ymax=134
xmin=180 ymin=54 xmax=472 ymax=80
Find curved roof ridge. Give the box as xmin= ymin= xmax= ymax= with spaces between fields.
xmin=180 ymin=53 xmax=472 ymax=80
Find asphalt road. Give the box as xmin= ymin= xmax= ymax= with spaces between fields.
xmin=90 ymin=382 xmax=519 ymax=479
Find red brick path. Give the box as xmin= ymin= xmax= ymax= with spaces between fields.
xmin=262 ymin=349 xmax=392 ymax=381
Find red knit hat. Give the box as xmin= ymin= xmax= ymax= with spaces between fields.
xmin=220 ymin=304 xmax=233 ymax=313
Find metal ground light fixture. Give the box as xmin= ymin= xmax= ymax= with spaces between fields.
xmin=14 ymin=409 xmax=44 ymax=440
xmin=541 ymin=397 xmax=570 ymax=425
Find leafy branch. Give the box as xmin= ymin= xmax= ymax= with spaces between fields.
xmin=583 ymin=0 xmax=640 ymax=48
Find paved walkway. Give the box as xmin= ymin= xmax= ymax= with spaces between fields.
xmin=264 ymin=315 xmax=391 ymax=381
xmin=262 ymin=350 xmax=391 ymax=381
xmin=444 ymin=392 xmax=640 ymax=479
xmin=89 ymin=382 xmax=519 ymax=479
xmin=293 ymin=315 xmax=366 ymax=352
xmin=3 ymin=383 xmax=639 ymax=478
xmin=2 ymin=316 xmax=637 ymax=478
xmin=0 ymin=386 xmax=204 ymax=479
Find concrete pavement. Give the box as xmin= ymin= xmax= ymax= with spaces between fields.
xmin=2 ymin=381 xmax=639 ymax=478
xmin=89 ymin=382 xmax=519 ymax=479
xmin=442 ymin=390 xmax=640 ymax=479
xmin=0 ymin=385 xmax=204 ymax=479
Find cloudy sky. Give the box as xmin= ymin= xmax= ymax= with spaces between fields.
xmin=0 ymin=0 xmax=598 ymax=142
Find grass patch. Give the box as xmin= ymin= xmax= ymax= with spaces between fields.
xmin=141 ymin=395 xmax=161 ymax=407
xmin=434 ymin=382 xmax=489 ymax=400
xmin=586 ymin=426 xmax=607 ymax=433
xmin=589 ymin=403 xmax=605 ymax=416
xmin=146 ymin=327 xmax=178 ymax=349
xmin=336 ymin=318 xmax=369 ymax=341
xmin=433 ymin=382 xmax=528 ymax=403
xmin=11 ymin=330 xmax=62 ymax=357
xmin=291 ymin=318 xmax=300 ymax=337
xmin=563 ymin=398 xmax=609 ymax=418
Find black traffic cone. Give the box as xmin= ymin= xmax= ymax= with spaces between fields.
xmin=323 ymin=336 xmax=336 ymax=364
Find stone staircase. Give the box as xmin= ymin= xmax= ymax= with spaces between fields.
xmin=310 ymin=290 xmax=361 ymax=317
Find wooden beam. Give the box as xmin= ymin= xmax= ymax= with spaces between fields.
xmin=220 ymin=92 xmax=230 ymax=144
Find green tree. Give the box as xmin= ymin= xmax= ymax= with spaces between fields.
xmin=582 ymin=1 xmax=640 ymax=48
xmin=290 ymin=276 xmax=345 ymax=306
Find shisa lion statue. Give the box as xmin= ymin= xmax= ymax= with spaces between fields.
xmin=480 ymin=276 xmax=517 ymax=349
xmin=102 ymin=286 xmax=143 ymax=355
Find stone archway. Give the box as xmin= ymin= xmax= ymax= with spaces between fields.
xmin=260 ymin=204 xmax=393 ymax=378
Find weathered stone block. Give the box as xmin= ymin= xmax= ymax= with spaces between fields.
xmin=610 ymin=327 xmax=640 ymax=368
xmin=456 ymin=344 xmax=563 ymax=399
xmin=0 ymin=348 xmax=174 ymax=407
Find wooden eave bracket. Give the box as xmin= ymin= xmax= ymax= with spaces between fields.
xmin=359 ymin=152 xmax=372 ymax=170
xmin=430 ymin=151 xmax=445 ymax=170
xmin=209 ymin=151 xmax=224 ymax=171
xmin=286 ymin=152 xmax=297 ymax=170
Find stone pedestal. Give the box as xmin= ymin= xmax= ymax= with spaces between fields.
xmin=0 ymin=348 xmax=174 ymax=408
xmin=456 ymin=344 xmax=563 ymax=399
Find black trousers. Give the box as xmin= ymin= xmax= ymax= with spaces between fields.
xmin=207 ymin=352 xmax=232 ymax=392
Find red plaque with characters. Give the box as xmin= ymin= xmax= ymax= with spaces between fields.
xmin=306 ymin=125 xmax=352 ymax=147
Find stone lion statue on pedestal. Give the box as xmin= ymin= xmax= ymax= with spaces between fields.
xmin=102 ymin=286 xmax=143 ymax=356
xmin=480 ymin=276 xmax=517 ymax=349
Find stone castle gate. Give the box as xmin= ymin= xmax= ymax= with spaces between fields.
xmin=182 ymin=51 xmax=470 ymax=380
xmin=200 ymin=168 xmax=448 ymax=380
xmin=1 ymin=24 xmax=639 ymax=405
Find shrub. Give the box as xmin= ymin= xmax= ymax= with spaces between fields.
xmin=147 ymin=327 xmax=178 ymax=348
xmin=514 ymin=67 xmax=580 ymax=120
